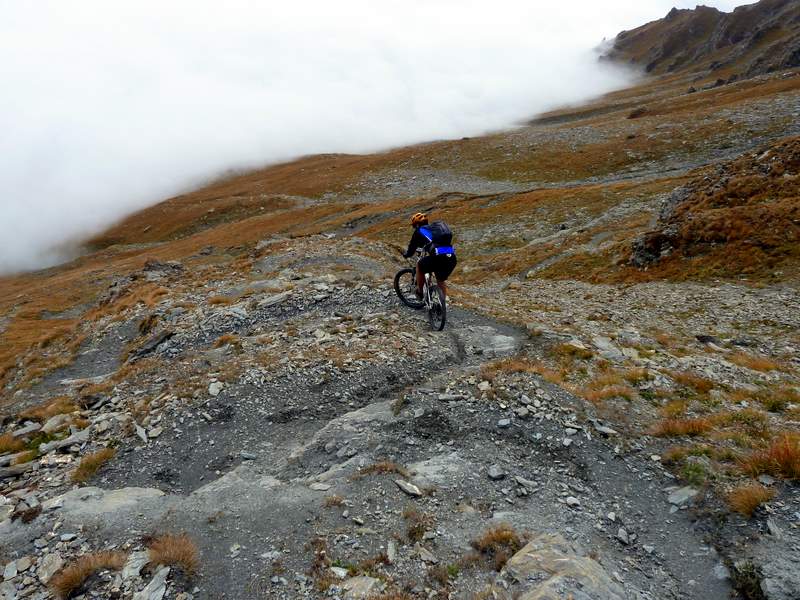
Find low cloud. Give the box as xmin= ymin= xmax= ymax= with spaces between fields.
xmin=0 ymin=0 xmax=742 ymax=274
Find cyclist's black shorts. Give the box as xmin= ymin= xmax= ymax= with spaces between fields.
xmin=419 ymin=254 xmax=457 ymax=281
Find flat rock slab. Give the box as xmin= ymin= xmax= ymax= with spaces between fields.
xmin=44 ymin=487 xmax=165 ymax=517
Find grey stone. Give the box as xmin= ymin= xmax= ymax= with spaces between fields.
xmin=330 ymin=567 xmax=349 ymax=579
xmin=208 ymin=381 xmax=224 ymax=397
xmin=14 ymin=558 xmax=30 ymax=573
xmin=0 ymin=581 xmax=16 ymax=600
xmin=122 ymin=551 xmax=150 ymax=580
xmin=2 ymin=562 xmax=16 ymax=581
xmin=37 ymin=553 xmax=64 ymax=584
xmin=713 ymin=562 xmax=730 ymax=580
xmin=667 ymin=486 xmax=698 ymax=506
xmin=395 ymin=480 xmax=422 ymax=497
xmin=565 ymin=496 xmax=580 ymax=508
xmin=342 ymin=575 xmax=383 ymax=599
xmin=488 ymin=465 xmax=507 ymax=481
xmin=39 ymin=427 xmax=91 ymax=453
xmin=497 ymin=419 xmax=511 ymax=429
xmin=42 ymin=414 xmax=72 ymax=434
xmin=616 ymin=527 xmax=630 ymax=545
xmin=133 ymin=566 xmax=169 ymax=600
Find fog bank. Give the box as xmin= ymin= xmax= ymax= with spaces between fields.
xmin=0 ymin=0 xmax=743 ymax=274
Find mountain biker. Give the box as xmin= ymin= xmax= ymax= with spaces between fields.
xmin=402 ymin=213 xmax=457 ymax=299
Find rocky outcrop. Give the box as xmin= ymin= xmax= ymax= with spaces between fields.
xmin=604 ymin=0 xmax=800 ymax=78
xmin=484 ymin=532 xmax=635 ymax=600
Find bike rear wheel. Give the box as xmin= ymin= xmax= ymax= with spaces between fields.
xmin=428 ymin=285 xmax=447 ymax=331
xmin=394 ymin=268 xmax=424 ymax=309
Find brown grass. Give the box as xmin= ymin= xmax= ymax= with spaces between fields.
xmin=670 ymin=371 xmax=715 ymax=394
xmin=208 ymin=296 xmax=234 ymax=306
xmin=660 ymin=399 xmax=688 ymax=418
xmin=728 ymin=352 xmax=781 ymax=372
xmin=0 ymin=433 xmax=25 ymax=454
xmin=213 ymin=333 xmax=241 ymax=349
xmin=651 ymin=417 xmax=713 ymax=437
xmin=11 ymin=450 xmax=38 ymax=465
xmin=479 ymin=356 xmax=565 ymax=385
xmin=579 ymin=372 xmax=636 ymax=404
xmin=50 ymin=551 xmax=127 ymax=599
xmin=551 ymin=343 xmax=594 ymax=360
xmin=740 ymin=433 xmax=800 ymax=479
xmin=147 ymin=533 xmax=200 ymax=576
xmin=352 ymin=461 xmax=411 ymax=480
xmin=470 ymin=524 xmax=524 ymax=571
xmin=623 ymin=367 xmax=653 ymax=384
xmin=731 ymin=385 xmax=800 ymax=413
xmin=71 ymin=448 xmax=116 ymax=483
xmin=728 ymin=482 xmax=775 ymax=517
xmin=403 ymin=506 xmax=435 ymax=542
xmin=18 ymin=396 xmax=78 ymax=422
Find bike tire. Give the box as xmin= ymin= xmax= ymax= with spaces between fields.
xmin=428 ymin=285 xmax=447 ymax=331
xmin=394 ymin=268 xmax=424 ymax=309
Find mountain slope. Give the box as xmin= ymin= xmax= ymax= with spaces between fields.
xmin=604 ymin=0 xmax=800 ymax=78
xmin=0 ymin=12 xmax=799 ymax=600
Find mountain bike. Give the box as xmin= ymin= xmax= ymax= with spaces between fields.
xmin=394 ymin=250 xmax=447 ymax=331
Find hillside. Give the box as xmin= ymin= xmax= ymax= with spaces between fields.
xmin=604 ymin=0 xmax=800 ymax=78
xmin=1 ymin=14 xmax=800 ymax=600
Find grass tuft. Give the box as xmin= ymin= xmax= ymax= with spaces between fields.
xmin=147 ymin=533 xmax=200 ymax=576
xmin=470 ymin=524 xmax=524 ymax=571
xmin=728 ymin=482 xmax=775 ymax=517
xmin=50 ymin=551 xmax=127 ymax=599
xmin=728 ymin=352 xmax=780 ymax=372
xmin=18 ymin=396 xmax=78 ymax=423
xmin=0 ymin=433 xmax=25 ymax=454
xmin=651 ymin=417 xmax=713 ymax=437
xmin=402 ymin=505 xmax=434 ymax=542
xmin=739 ymin=433 xmax=800 ymax=479
xmin=71 ymin=448 xmax=116 ymax=483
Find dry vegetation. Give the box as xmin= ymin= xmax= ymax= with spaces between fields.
xmin=651 ymin=417 xmax=714 ymax=437
xmin=469 ymin=524 xmax=524 ymax=572
xmin=147 ymin=533 xmax=201 ymax=576
xmin=728 ymin=482 xmax=775 ymax=517
xmin=19 ymin=396 xmax=78 ymax=422
xmin=351 ymin=461 xmax=412 ymax=480
xmin=71 ymin=448 xmax=116 ymax=483
xmin=50 ymin=551 xmax=127 ymax=599
xmin=0 ymin=433 xmax=25 ymax=454
xmin=402 ymin=506 xmax=435 ymax=542
xmin=740 ymin=433 xmax=800 ymax=479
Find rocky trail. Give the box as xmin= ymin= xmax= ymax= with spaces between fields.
xmin=3 ymin=242 xmax=777 ymax=600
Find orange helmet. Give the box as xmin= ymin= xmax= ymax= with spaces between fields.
xmin=410 ymin=212 xmax=428 ymax=227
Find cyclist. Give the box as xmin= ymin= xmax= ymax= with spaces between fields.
xmin=402 ymin=213 xmax=457 ymax=299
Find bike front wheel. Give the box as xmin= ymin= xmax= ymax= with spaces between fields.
xmin=394 ymin=268 xmax=424 ymax=309
xmin=428 ymin=285 xmax=447 ymax=331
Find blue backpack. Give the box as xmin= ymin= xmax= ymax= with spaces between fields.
xmin=420 ymin=221 xmax=455 ymax=256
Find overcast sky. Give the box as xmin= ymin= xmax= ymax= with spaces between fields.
xmin=0 ymin=0 xmax=746 ymax=274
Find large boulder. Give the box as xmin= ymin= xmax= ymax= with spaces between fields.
xmin=497 ymin=533 xmax=632 ymax=600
